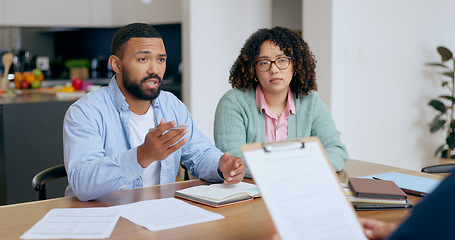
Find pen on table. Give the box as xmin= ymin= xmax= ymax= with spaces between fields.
xmin=372 ymin=176 xmax=428 ymax=197
xmin=149 ymin=124 xmax=188 ymax=132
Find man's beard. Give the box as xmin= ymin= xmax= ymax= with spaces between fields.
xmin=122 ymin=70 xmax=162 ymax=101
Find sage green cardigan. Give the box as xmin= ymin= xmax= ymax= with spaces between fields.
xmin=214 ymin=88 xmax=348 ymax=178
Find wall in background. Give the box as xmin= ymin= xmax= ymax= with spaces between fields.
xmin=182 ymin=0 xmax=272 ymax=140
xmin=272 ymin=0 xmax=302 ymax=32
xmin=0 ymin=28 xmax=20 ymax=51
xmin=304 ymin=0 xmax=455 ymax=171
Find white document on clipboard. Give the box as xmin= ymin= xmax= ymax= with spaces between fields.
xmin=241 ymin=137 xmax=366 ymax=240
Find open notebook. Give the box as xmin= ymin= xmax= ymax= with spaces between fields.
xmin=174 ymin=182 xmax=260 ymax=207
xmin=241 ymin=137 xmax=367 ymax=240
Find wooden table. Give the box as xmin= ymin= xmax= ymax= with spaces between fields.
xmin=0 ymin=159 xmax=444 ymax=239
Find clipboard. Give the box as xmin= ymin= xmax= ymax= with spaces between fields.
xmin=241 ymin=137 xmax=367 ymax=240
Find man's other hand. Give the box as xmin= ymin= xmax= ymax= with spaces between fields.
xmin=359 ymin=218 xmax=398 ymax=240
xmin=219 ymin=152 xmax=245 ymax=184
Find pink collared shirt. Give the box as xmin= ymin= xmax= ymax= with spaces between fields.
xmin=255 ymin=85 xmax=296 ymax=142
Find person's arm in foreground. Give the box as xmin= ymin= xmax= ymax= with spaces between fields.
xmin=361 ymin=170 xmax=455 ymax=239
xmin=359 ymin=218 xmax=399 ymax=240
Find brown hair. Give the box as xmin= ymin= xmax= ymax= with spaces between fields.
xmin=229 ymin=26 xmax=317 ymax=97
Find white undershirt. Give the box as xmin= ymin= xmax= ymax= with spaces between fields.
xmin=129 ymin=106 xmax=160 ymax=187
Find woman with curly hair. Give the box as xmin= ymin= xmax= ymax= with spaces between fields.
xmin=214 ymin=26 xmax=348 ymax=178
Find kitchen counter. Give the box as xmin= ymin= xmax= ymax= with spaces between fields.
xmin=0 ymin=94 xmax=76 ymax=205
xmin=39 ymin=78 xmax=110 ymax=87
xmin=0 ymin=88 xmax=88 ymax=104
xmin=5 ymin=77 xmax=182 ymax=101
xmin=0 ymin=78 xmax=106 ymax=104
xmin=0 ymin=90 xmax=84 ymax=104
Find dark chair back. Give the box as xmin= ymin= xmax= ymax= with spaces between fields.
xmin=180 ymin=162 xmax=190 ymax=181
xmin=421 ymin=163 xmax=455 ymax=173
xmin=32 ymin=164 xmax=67 ymax=200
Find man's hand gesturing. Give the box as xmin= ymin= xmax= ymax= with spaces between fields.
xmin=137 ymin=119 xmax=187 ymax=168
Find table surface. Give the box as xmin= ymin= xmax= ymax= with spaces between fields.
xmin=0 ymin=159 xmax=444 ymax=240
xmin=0 ymin=90 xmax=80 ymax=104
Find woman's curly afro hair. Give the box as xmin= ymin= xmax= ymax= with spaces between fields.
xmin=229 ymin=26 xmax=317 ymax=97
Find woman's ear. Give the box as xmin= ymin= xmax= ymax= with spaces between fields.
xmin=108 ymin=55 xmax=121 ymax=74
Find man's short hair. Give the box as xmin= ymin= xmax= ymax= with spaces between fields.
xmin=111 ymin=23 xmax=162 ymax=57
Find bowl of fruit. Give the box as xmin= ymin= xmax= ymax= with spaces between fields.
xmin=14 ymin=68 xmax=44 ymax=89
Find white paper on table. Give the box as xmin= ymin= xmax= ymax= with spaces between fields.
xmin=115 ymin=198 xmax=224 ymax=231
xmin=243 ymin=141 xmax=367 ymax=240
xmin=20 ymin=207 xmax=121 ymax=239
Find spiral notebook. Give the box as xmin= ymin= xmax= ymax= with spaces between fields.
xmin=241 ymin=137 xmax=366 ymax=240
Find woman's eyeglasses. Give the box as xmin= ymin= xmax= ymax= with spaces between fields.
xmin=256 ymin=57 xmax=291 ymax=72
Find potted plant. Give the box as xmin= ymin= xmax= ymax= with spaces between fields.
xmin=427 ymin=46 xmax=455 ymax=159
xmin=64 ymin=58 xmax=90 ymax=79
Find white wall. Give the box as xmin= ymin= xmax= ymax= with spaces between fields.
xmin=304 ymin=0 xmax=455 ymax=171
xmin=303 ymin=0 xmax=332 ymax=108
xmin=182 ymin=0 xmax=272 ymax=141
xmin=272 ymin=0 xmax=302 ymax=31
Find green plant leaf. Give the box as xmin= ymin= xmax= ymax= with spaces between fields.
xmin=64 ymin=58 xmax=91 ymax=69
xmin=430 ymin=116 xmax=446 ymax=132
xmin=435 ymin=144 xmax=445 ymax=157
xmin=442 ymin=71 xmax=454 ymax=77
xmin=440 ymin=95 xmax=455 ymax=104
xmin=426 ymin=63 xmax=449 ymax=69
xmin=447 ymin=135 xmax=455 ymax=149
xmin=442 ymin=149 xmax=448 ymax=158
xmin=429 ymin=99 xmax=446 ymax=114
xmin=438 ymin=46 xmax=453 ymax=62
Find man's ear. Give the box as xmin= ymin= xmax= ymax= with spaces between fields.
xmin=108 ymin=55 xmax=121 ymax=74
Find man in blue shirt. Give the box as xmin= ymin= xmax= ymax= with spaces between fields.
xmin=63 ymin=23 xmax=245 ymax=201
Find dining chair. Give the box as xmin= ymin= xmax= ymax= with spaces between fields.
xmin=421 ymin=164 xmax=455 ymax=174
xmin=32 ymin=164 xmax=67 ymax=200
xmin=180 ymin=162 xmax=190 ymax=181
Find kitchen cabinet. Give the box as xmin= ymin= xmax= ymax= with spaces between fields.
xmin=110 ymin=0 xmax=182 ymax=26
xmin=0 ymin=0 xmax=5 ymax=25
xmin=0 ymin=93 xmax=76 ymax=205
xmin=4 ymin=0 xmax=91 ymax=27
xmin=1 ymin=0 xmax=182 ymax=27
xmin=90 ymin=0 xmax=112 ymax=27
